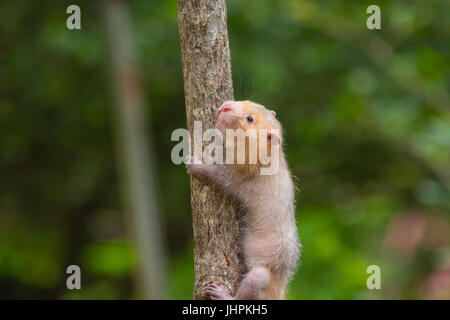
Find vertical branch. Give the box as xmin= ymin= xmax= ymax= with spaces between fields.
xmin=104 ymin=0 xmax=167 ymax=299
xmin=177 ymin=0 xmax=243 ymax=299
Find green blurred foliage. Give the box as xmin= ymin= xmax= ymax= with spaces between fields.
xmin=0 ymin=0 xmax=449 ymax=299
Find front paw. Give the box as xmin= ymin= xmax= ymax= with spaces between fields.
xmin=205 ymin=284 xmax=234 ymax=300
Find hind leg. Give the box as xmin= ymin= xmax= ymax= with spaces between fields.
xmin=206 ymin=266 xmax=271 ymax=300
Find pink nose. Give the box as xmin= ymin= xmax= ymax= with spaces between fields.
xmin=216 ymin=101 xmax=234 ymax=120
xmin=220 ymin=101 xmax=234 ymax=112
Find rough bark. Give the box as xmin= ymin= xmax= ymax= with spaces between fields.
xmin=177 ymin=0 xmax=243 ymax=300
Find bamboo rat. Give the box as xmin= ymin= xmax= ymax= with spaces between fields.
xmin=186 ymin=100 xmax=300 ymax=300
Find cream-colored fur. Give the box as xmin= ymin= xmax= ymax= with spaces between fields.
xmin=187 ymin=100 xmax=301 ymax=300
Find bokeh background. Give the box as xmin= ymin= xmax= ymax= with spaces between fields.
xmin=1 ymin=0 xmax=449 ymax=299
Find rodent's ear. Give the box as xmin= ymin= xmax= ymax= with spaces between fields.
xmin=267 ymin=132 xmax=280 ymax=145
xmin=270 ymin=110 xmax=276 ymax=117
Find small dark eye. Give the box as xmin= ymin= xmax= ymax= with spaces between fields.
xmin=246 ymin=116 xmax=254 ymax=122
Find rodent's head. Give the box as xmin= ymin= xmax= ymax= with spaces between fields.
xmin=215 ymin=100 xmax=282 ymax=143
xmin=215 ymin=100 xmax=283 ymax=175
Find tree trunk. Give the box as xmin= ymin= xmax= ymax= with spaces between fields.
xmin=104 ymin=0 xmax=167 ymax=299
xmin=177 ymin=0 xmax=243 ymax=300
